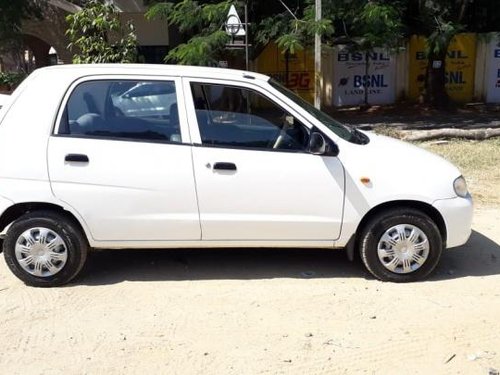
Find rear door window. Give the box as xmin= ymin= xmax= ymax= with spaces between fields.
xmin=60 ymin=80 xmax=181 ymax=142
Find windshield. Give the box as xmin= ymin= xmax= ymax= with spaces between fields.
xmin=269 ymin=79 xmax=367 ymax=144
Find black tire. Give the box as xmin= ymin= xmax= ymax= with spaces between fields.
xmin=359 ymin=208 xmax=443 ymax=282
xmin=3 ymin=211 xmax=88 ymax=287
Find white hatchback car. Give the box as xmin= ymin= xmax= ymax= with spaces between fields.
xmin=0 ymin=64 xmax=472 ymax=287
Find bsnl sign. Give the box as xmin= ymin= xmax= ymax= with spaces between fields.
xmin=445 ymin=71 xmax=466 ymax=84
xmin=337 ymin=51 xmax=391 ymax=89
xmin=338 ymin=52 xmax=390 ymax=62
xmin=352 ymin=75 xmax=388 ymax=88
xmin=333 ymin=48 xmax=396 ymax=106
xmin=408 ymin=34 xmax=477 ymax=102
xmin=414 ymin=49 xmax=471 ymax=85
xmin=415 ymin=50 xmax=470 ymax=60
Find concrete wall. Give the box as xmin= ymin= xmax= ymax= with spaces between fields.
xmin=257 ymin=33 xmax=500 ymax=108
xmin=322 ymin=33 xmax=497 ymax=107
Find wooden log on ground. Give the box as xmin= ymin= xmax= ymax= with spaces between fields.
xmin=401 ymin=127 xmax=500 ymax=141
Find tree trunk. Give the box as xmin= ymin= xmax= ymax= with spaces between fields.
xmin=457 ymin=0 xmax=469 ymax=22
xmin=424 ymin=46 xmax=450 ymax=108
xmin=285 ymin=50 xmax=290 ymax=87
xmin=423 ymin=0 xmax=470 ymax=109
xmin=402 ymin=128 xmax=500 ymax=141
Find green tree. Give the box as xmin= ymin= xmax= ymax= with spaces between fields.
xmin=406 ymin=0 xmax=471 ymax=107
xmin=257 ymin=0 xmax=403 ymax=106
xmin=66 ymin=0 xmax=137 ymax=64
xmin=347 ymin=2 xmax=404 ymax=106
xmin=146 ymin=0 xmax=231 ymax=65
xmin=255 ymin=0 xmax=333 ymax=54
xmin=255 ymin=0 xmax=333 ymax=89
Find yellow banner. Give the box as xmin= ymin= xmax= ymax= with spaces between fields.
xmin=254 ymin=43 xmax=314 ymax=103
xmin=409 ymin=33 xmax=477 ymax=102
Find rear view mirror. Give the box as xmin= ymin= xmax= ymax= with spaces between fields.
xmin=309 ymin=131 xmax=339 ymax=156
xmin=309 ymin=132 xmax=326 ymax=155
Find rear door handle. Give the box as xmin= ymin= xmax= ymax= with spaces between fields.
xmin=213 ymin=162 xmax=237 ymax=171
xmin=65 ymin=154 xmax=89 ymax=163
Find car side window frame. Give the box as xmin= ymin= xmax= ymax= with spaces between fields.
xmin=181 ymin=77 xmax=316 ymax=154
xmin=52 ymin=75 xmax=191 ymax=145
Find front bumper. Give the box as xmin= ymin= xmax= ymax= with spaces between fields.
xmin=433 ymin=195 xmax=473 ymax=248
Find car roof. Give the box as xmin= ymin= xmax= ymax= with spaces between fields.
xmin=40 ymin=64 xmax=271 ymax=82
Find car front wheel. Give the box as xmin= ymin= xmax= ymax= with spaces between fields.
xmin=3 ymin=211 xmax=88 ymax=287
xmin=359 ymin=208 xmax=443 ymax=282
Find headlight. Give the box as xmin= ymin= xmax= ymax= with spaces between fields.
xmin=453 ymin=176 xmax=468 ymax=198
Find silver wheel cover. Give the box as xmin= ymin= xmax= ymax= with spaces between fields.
xmin=377 ymin=224 xmax=430 ymax=274
xmin=14 ymin=227 xmax=68 ymax=277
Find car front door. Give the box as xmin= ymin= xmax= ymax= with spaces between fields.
xmin=184 ymin=79 xmax=345 ymax=243
xmin=48 ymin=76 xmax=201 ymax=242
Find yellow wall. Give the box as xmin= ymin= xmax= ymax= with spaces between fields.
xmin=254 ymin=43 xmax=314 ymax=103
xmin=409 ymin=33 xmax=477 ymax=102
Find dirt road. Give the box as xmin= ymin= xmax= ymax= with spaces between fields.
xmin=1 ymin=207 xmax=499 ymax=374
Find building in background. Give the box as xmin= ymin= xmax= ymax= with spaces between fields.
xmin=1 ymin=0 xmax=174 ymax=72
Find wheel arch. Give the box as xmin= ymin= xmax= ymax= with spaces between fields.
xmin=0 ymin=202 xmax=90 ymax=244
xmin=346 ymin=200 xmax=447 ymax=261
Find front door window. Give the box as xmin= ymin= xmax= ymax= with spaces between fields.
xmin=190 ymin=83 xmax=310 ymax=151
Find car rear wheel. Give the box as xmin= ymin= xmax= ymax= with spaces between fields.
xmin=3 ymin=211 xmax=88 ymax=287
xmin=359 ymin=208 xmax=443 ymax=282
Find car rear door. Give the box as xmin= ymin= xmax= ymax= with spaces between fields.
xmin=48 ymin=76 xmax=201 ymax=242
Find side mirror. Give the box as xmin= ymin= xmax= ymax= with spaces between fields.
xmin=309 ymin=131 xmax=339 ymax=157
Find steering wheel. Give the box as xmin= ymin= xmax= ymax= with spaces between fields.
xmin=273 ymin=131 xmax=287 ymax=149
xmin=273 ymin=115 xmax=292 ymax=149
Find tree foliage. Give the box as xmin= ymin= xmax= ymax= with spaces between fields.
xmin=66 ymin=0 xmax=137 ymax=64
xmin=146 ymin=0 xmax=231 ymax=65
xmin=255 ymin=1 xmax=333 ymax=54
xmin=350 ymin=2 xmax=405 ymax=106
xmin=256 ymin=0 xmax=485 ymax=107
xmin=257 ymin=0 xmax=404 ymax=53
xmin=354 ymin=2 xmax=404 ymax=52
xmin=256 ymin=0 xmax=404 ymax=105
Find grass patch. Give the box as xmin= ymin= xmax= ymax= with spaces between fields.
xmin=416 ymin=138 xmax=500 ymax=206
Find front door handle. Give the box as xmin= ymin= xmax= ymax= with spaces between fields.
xmin=65 ymin=154 xmax=89 ymax=163
xmin=213 ymin=162 xmax=237 ymax=171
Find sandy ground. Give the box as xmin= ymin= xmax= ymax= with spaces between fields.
xmin=0 ymin=207 xmax=499 ymax=375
